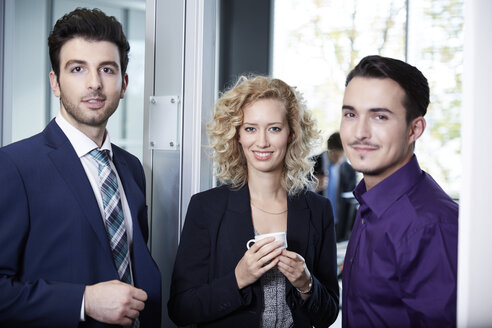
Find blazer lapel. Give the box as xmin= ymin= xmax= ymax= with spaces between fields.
xmin=44 ymin=120 xmax=113 ymax=261
xmin=223 ymin=185 xmax=255 ymax=263
xmin=111 ymin=151 xmax=149 ymax=248
xmin=112 ymin=153 xmax=140 ymax=231
xmin=112 ymin=151 xmax=160 ymax=292
xmin=286 ymin=192 xmax=311 ymax=259
xmin=222 ymin=185 xmax=311 ymax=261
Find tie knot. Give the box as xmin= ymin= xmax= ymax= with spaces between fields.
xmin=89 ymin=149 xmax=111 ymax=167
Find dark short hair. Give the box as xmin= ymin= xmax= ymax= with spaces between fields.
xmin=327 ymin=132 xmax=343 ymax=151
xmin=346 ymin=55 xmax=429 ymax=123
xmin=48 ymin=8 xmax=130 ymax=78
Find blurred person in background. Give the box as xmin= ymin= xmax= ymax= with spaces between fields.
xmin=314 ymin=132 xmax=357 ymax=242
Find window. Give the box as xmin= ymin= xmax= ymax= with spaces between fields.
xmin=273 ymin=0 xmax=463 ymax=196
xmin=2 ymin=0 xmax=146 ymax=160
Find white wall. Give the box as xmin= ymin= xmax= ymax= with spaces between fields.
xmin=457 ymin=0 xmax=492 ymax=326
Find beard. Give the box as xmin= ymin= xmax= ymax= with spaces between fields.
xmin=60 ymin=90 xmax=119 ymax=128
xmin=350 ymin=149 xmax=412 ymax=179
xmin=354 ymin=164 xmax=388 ymax=177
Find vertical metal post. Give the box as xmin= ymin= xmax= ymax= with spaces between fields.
xmin=1 ymin=0 xmax=13 ymax=146
xmin=144 ymin=1 xmax=217 ymax=326
xmin=144 ymin=0 xmax=184 ymax=327
xmin=0 ymin=0 xmax=4 ymax=146
xmin=405 ymin=0 xmax=409 ymax=62
xmin=45 ymin=0 xmax=53 ymax=126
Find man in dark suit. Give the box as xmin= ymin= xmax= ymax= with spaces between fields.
xmin=0 ymin=8 xmax=161 ymax=327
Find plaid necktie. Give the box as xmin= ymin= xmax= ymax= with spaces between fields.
xmin=90 ymin=149 xmax=132 ymax=284
xmin=90 ymin=149 xmax=140 ymax=327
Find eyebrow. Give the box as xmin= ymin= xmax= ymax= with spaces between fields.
xmin=342 ymin=105 xmax=393 ymax=114
xmin=99 ymin=61 xmax=120 ymax=70
xmin=369 ymin=107 xmax=393 ymax=114
xmin=64 ymin=60 xmax=87 ymax=69
xmin=64 ymin=60 xmax=120 ymax=70
xmin=242 ymin=121 xmax=284 ymax=125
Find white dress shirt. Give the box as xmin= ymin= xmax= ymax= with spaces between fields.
xmin=55 ymin=114 xmax=135 ymax=321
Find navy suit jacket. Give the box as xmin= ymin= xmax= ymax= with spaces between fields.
xmin=0 ymin=120 xmax=161 ymax=327
xmin=168 ymin=184 xmax=339 ymax=327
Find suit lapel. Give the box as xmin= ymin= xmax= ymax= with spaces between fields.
xmin=222 ymin=186 xmax=311 ymax=263
xmin=222 ymin=185 xmax=312 ymax=261
xmin=44 ymin=120 xmax=113 ymax=261
xmin=286 ymin=192 xmax=311 ymax=259
xmin=224 ymin=185 xmax=255 ymax=263
xmin=112 ymin=149 xmax=156 ymax=281
xmin=111 ymin=151 xmax=141 ymax=234
xmin=112 ymin=151 xmax=149 ymax=249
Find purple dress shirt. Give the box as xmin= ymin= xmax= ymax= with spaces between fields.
xmin=342 ymin=155 xmax=458 ymax=327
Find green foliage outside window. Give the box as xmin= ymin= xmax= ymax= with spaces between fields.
xmin=273 ymin=0 xmax=463 ymax=197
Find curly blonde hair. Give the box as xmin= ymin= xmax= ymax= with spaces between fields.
xmin=208 ymin=75 xmax=320 ymax=195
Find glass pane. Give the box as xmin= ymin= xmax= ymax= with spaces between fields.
xmin=4 ymin=0 xmax=145 ymax=160
xmin=273 ymin=0 xmax=462 ymax=196
xmin=408 ymin=0 xmax=463 ymax=197
xmin=8 ymin=0 xmax=50 ymax=143
xmin=273 ymin=0 xmax=406 ymax=143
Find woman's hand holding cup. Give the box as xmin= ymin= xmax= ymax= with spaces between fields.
xmin=234 ymin=237 xmax=284 ymax=289
xmin=277 ymin=251 xmax=312 ymax=298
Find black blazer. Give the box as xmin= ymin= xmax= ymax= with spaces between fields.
xmin=168 ymin=184 xmax=339 ymax=327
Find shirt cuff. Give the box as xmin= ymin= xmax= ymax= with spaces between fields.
xmin=80 ymin=293 xmax=85 ymax=321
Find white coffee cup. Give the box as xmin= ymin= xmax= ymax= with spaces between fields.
xmin=246 ymin=232 xmax=288 ymax=250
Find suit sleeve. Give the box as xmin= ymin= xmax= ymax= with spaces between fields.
xmin=295 ymin=197 xmax=340 ymax=327
xmin=0 ymin=150 xmax=84 ymax=327
xmin=341 ymin=161 xmax=357 ymax=192
xmin=167 ymin=194 xmax=250 ymax=326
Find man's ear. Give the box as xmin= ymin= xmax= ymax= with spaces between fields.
xmin=408 ymin=116 xmax=426 ymax=144
xmin=120 ymin=73 xmax=129 ymax=99
xmin=49 ymin=71 xmax=60 ymax=98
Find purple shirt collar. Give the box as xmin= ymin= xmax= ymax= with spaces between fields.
xmin=353 ymin=155 xmax=424 ymax=218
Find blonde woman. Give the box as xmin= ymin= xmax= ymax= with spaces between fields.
xmin=168 ymin=76 xmax=339 ymax=327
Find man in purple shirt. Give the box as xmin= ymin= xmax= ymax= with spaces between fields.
xmin=340 ymin=55 xmax=458 ymax=327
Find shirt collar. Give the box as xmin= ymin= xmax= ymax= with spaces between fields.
xmin=55 ymin=113 xmax=113 ymax=158
xmin=354 ymin=155 xmax=424 ymax=218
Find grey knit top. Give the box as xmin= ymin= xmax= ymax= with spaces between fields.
xmin=260 ymin=267 xmax=294 ymax=327
xmin=256 ymin=229 xmax=294 ymax=327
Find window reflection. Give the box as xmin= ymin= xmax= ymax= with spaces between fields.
xmin=5 ymin=0 xmax=145 ymax=160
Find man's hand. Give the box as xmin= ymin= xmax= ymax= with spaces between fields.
xmin=84 ymin=280 xmax=147 ymax=325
